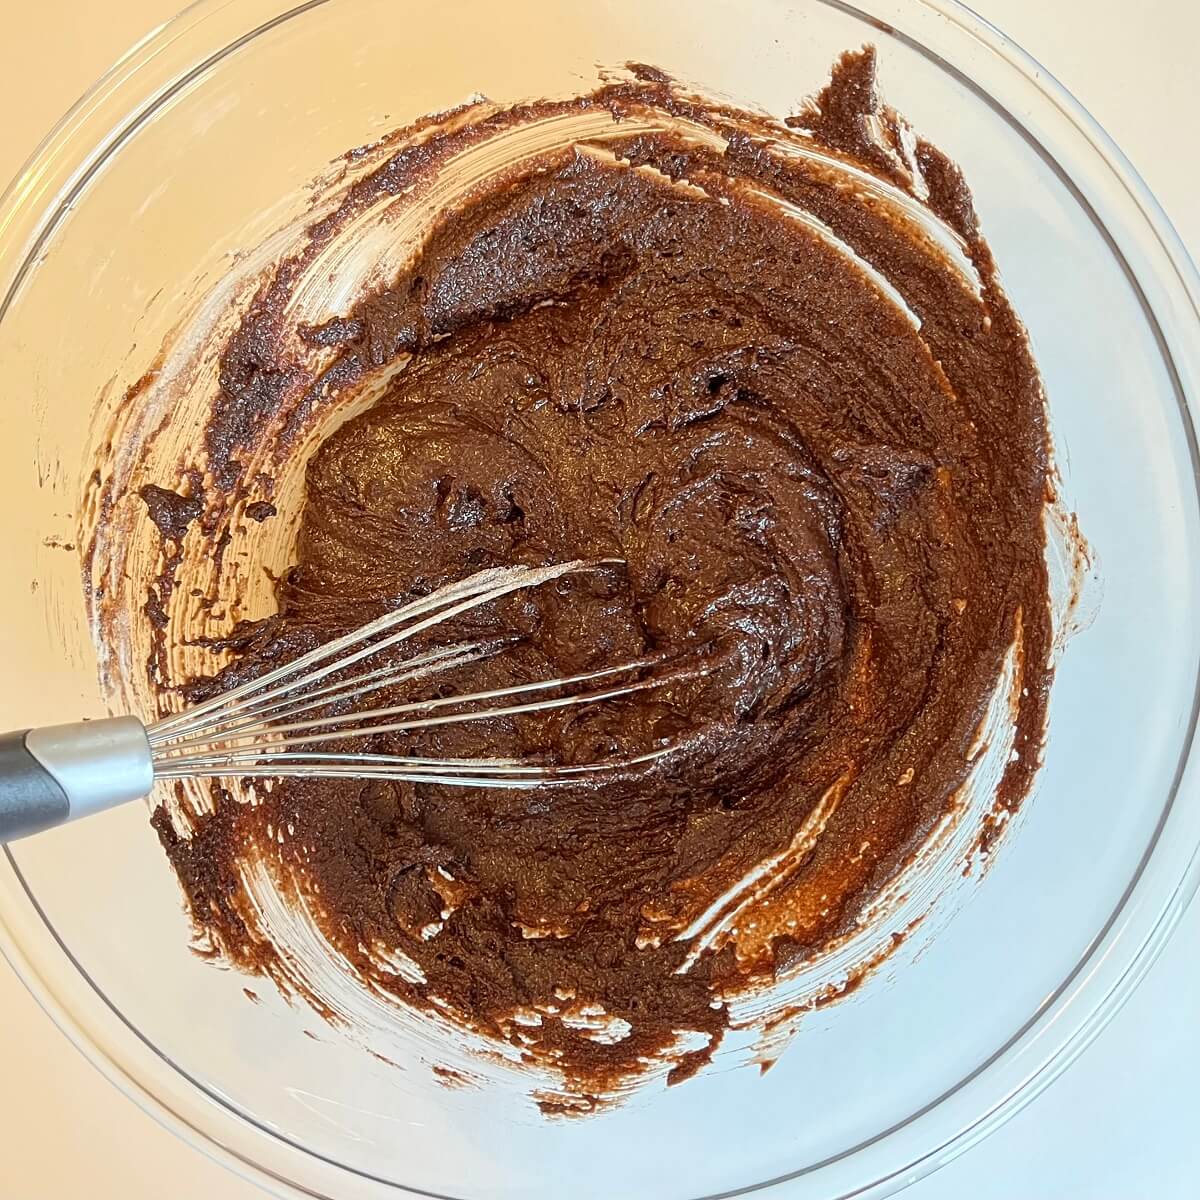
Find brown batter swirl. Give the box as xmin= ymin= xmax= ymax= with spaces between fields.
xmin=149 ymin=50 xmax=1052 ymax=1102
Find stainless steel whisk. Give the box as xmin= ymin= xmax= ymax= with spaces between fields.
xmin=0 ymin=561 xmax=677 ymax=842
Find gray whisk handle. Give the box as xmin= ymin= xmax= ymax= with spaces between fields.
xmin=0 ymin=717 xmax=155 ymax=842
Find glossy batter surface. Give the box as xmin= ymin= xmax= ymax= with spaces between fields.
xmin=151 ymin=52 xmax=1052 ymax=1101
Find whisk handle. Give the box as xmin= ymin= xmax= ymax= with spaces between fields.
xmin=0 ymin=718 xmax=154 ymax=842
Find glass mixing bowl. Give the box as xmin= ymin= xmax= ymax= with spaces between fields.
xmin=1 ymin=1 xmax=1198 ymax=1197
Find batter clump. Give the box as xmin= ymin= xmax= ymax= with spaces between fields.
xmin=152 ymin=50 xmax=1052 ymax=1100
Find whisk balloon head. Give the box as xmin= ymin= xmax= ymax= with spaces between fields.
xmin=148 ymin=561 xmax=681 ymax=789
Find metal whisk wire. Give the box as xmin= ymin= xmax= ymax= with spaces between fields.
xmin=146 ymin=560 xmax=682 ymax=789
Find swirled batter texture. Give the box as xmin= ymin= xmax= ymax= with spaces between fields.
xmin=150 ymin=51 xmax=1052 ymax=1102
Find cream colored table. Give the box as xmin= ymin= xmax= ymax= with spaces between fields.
xmin=2 ymin=2 xmax=1197 ymax=1196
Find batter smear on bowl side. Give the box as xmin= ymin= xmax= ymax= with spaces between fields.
xmin=123 ymin=50 xmax=1056 ymax=1106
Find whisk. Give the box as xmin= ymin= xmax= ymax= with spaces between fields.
xmin=0 ymin=561 xmax=679 ymax=843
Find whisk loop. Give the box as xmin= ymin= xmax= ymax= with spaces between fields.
xmin=148 ymin=560 xmax=682 ymax=789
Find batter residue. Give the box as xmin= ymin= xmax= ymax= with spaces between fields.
xmin=140 ymin=50 xmax=1052 ymax=1104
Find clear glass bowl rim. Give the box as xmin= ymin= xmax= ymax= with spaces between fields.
xmin=0 ymin=2 xmax=1198 ymax=1198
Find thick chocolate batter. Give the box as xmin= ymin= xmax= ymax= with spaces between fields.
xmin=150 ymin=51 xmax=1052 ymax=1101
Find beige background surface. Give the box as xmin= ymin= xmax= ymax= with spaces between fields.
xmin=1 ymin=1 xmax=1198 ymax=1196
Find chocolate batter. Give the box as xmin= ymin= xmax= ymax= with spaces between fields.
xmin=150 ymin=51 xmax=1052 ymax=1101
